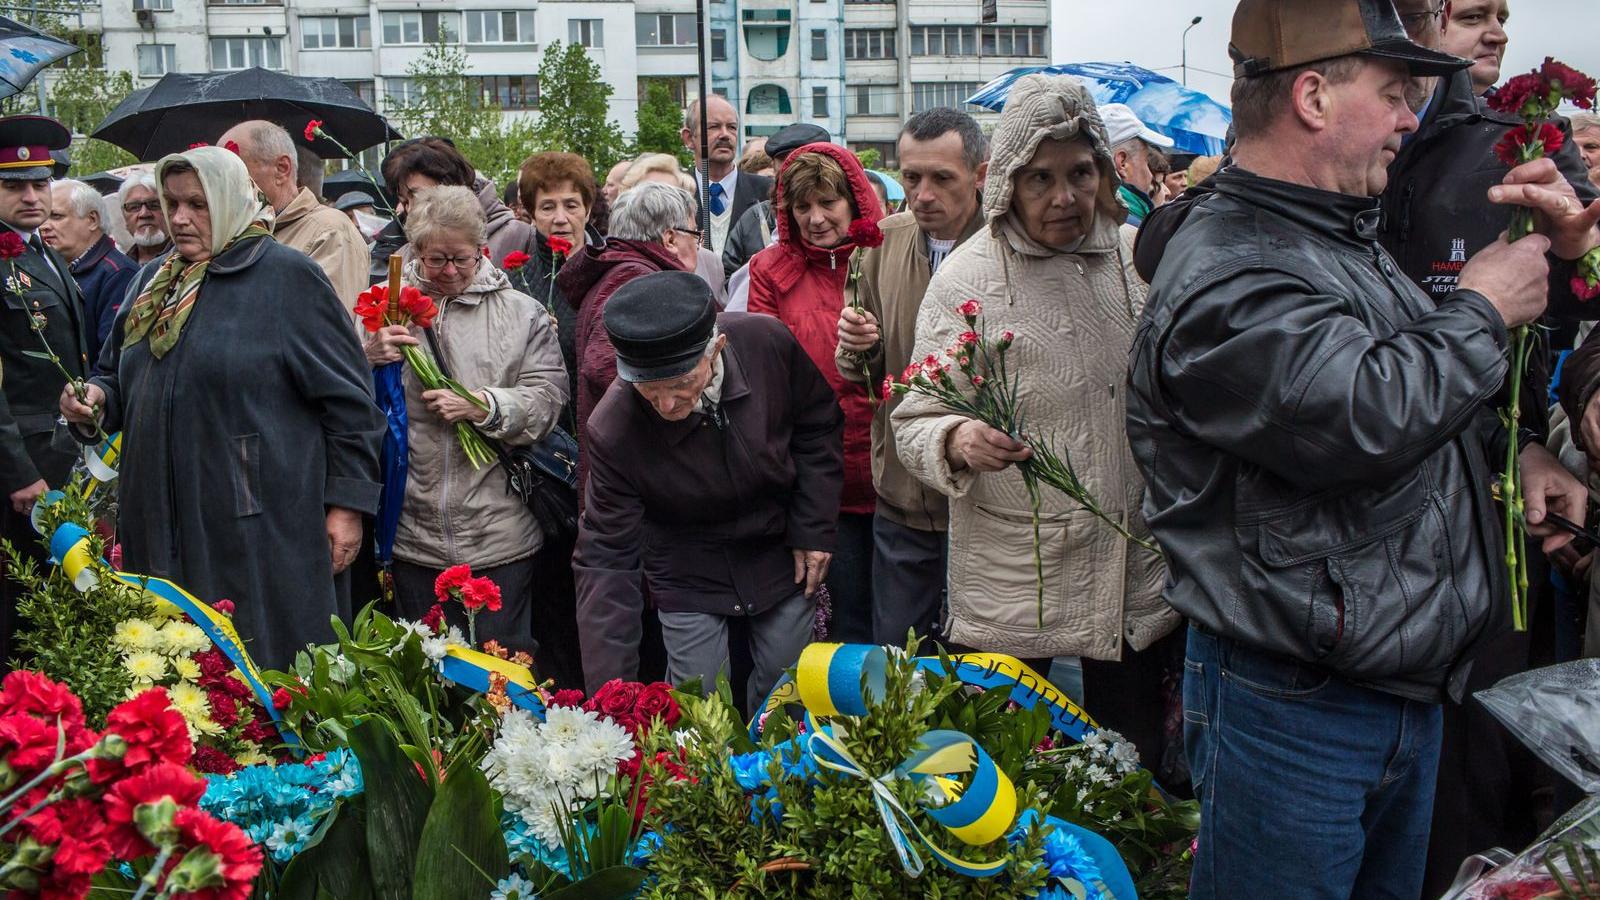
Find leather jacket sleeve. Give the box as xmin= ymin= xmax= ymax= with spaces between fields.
xmin=1157 ymin=270 xmax=1509 ymax=490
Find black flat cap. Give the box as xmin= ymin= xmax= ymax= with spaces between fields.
xmin=0 ymin=115 xmax=71 ymax=181
xmin=604 ymin=270 xmax=717 ymax=383
xmin=767 ymin=123 xmax=831 ymax=160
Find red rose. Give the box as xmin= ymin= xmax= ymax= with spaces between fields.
xmin=172 ymin=807 xmax=264 ymax=897
xmin=547 ymin=236 xmax=573 ymax=256
xmin=0 ymin=231 xmax=25 ymax=259
xmin=1540 ymin=57 xmax=1597 ymax=109
xmin=502 ymin=250 xmax=531 ymax=270
xmin=585 ymin=679 xmax=642 ymax=722
xmin=846 ymin=218 xmax=884 ymax=248
xmin=633 ymin=682 xmax=680 ymax=730
xmin=104 ymin=762 xmax=206 ymax=858
xmin=304 ymin=119 xmax=324 ymax=142
xmin=1574 ymin=275 xmax=1600 ymax=301
xmin=434 ymin=564 xmax=473 ymax=602
xmin=101 ymin=688 xmax=193 ymax=773
xmin=0 ymin=670 xmax=86 ymax=731
xmin=550 ymin=688 xmax=585 ymax=708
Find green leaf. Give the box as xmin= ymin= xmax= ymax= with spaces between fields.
xmin=411 ymin=760 xmax=510 ymax=900
xmin=277 ymin=802 xmax=375 ymax=900
xmin=540 ymin=866 xmax=648 ymax=900
xmin=20 ymin=350 xmax=56 ymax=361
xmin=349 ymin=718 xmax=434 ymax=900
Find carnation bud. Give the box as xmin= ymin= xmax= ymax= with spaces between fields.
xmin=93 ymin=733 xmax=128 ymax=761
xmin=0 ymin=760 xmax=16 ymax=791
xmin=8 ymin=835 xmax=55 ymax=869
xmin=135 ymin=797 xmax=182 ymax=849
xmin=164 ymin=847 xmax=227 ymax=892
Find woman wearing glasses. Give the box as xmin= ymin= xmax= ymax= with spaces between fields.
xmin=364 ymin=185 xmax=568 ymax=654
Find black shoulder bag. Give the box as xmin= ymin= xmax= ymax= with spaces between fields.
xmin=422 ymin=328 xmax=580 ymax=544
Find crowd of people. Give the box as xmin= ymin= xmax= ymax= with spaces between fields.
xmin=0 ymin=0 xmax=1593 ymax=895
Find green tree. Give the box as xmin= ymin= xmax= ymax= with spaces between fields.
xmin=854 ymin=148 xmax=883 ymax=171
xmin=533 ymin=40 xmax=627 ymax=174
xmin=392 ymin=41 xmax=539 ymax=190
xmin=47 ymin=66 xmax=136 ymax=176
xmin=634 ymin=79 xmax=689 ymax=165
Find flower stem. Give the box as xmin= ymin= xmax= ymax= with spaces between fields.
xmin=0 ymin=787 xmax=64 ymax=840
xmin=130 ymin=845 xmax=174 ymax=900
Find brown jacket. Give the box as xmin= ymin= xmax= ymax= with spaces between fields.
xmin=574 ymin=312 xmax=843 ymax=691
xmin=273 ymin=187 xmax=369 ymax=315
xmin=834 ymin=209 xmax=984 ymax=531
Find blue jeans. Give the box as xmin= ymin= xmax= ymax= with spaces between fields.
xmin=1184 ymin=627 xmax=1442 ymax=900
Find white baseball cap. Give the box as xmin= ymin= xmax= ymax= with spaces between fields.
xmin=1099 ymin=103 xmax=1175 ymax=150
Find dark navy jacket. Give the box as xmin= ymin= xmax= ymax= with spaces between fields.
xmin=68 ymin=234 xmax=137 ymax=373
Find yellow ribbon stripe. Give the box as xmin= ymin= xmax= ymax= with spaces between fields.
xmin=439 ymin=646 xmax=547 ymax=718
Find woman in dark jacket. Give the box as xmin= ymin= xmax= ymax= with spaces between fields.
xmin=746 ymin=142 xmax=883 ymax=643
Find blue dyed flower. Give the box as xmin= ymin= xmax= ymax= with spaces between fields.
xmin=491 ymin=873 xmax=535 ymax=900
xmin=266 ymin=814 xmax=318 ymax=862
xmin=1008 ymin=809 xmax=1108 ymax=900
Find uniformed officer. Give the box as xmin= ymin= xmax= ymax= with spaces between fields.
xmin=0 ymin=115 xmax=88 ymax=662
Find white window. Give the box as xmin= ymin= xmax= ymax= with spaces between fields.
xmin=847 ymin=84 xmax=898 ymax=116
xmin=568 ymin=19 xmax=604 ymax=48
xmin=912 ymin=81 xmax=980 ymax=112
xmin=844 ymin=29 xmax=894 ymax=60
xmin=980 ymin=26 xmax=1046 ymax=57
xmin=384 ymin=77 xmax=417 ymax=109
xmin=302 ymin=16 xmax=371 ymax=50
xmin=136 ymin=43 xmax=175 ymax=77
xmin=635 ymin=13 xmax=697 ymax=47
xmin=210 ymin=36 xmax=284 ymax=70
xmin=910 ymin=25 xmax=977 ymax=57
xmin=133 ymin=0 xmax=173 ymax=10
xmin=465 ymin=10 xmax=535 ymax=45
xmin=381 ymin=11 xmax=460 ymax=46
xmin=811 ymin=85 xmax=827 ymax=117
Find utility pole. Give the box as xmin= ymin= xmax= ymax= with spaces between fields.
xmin=695 ymin=0 xmax=710 ymax=248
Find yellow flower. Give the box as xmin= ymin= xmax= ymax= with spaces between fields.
xmin=124 ymin=651 xmax=167 ymax=681
xmin=168 ymin=681 xmax=209 ymax=719
xmin=189 ymin=715 xmax=224 ymax=736
xmin=234 ymin=748 xmax=271 ymax=767
xmin=159 ymin=621 xmax=211 ymax=656
xmin=114 ymin=619 xmax=160 ymax=650
xmin=126 ymin=679 xmax=154 ymax=698
xmin=173 ymin=658 xmax=202 ymax=682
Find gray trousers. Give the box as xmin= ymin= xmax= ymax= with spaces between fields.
xmin=660 ymin=591 xmax=815 ymax=710
xmin=870 ymin=511 xmax=948 ymax=647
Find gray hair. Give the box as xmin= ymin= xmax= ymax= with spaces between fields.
xmin=901 ymin=107 xmax=989 ymax=170
xmin=609 ymin=182 xmax=694 ymax=242
xmin=405 ymin=185 xmax=487 ymax=250
xmin=52 ymin=179 xmax=104 ymax=222
xmin=233 ymin=121 xmax=298 ymax=181
xmin=1573 ymin=111 xmax=1600 ymax=134
xmin=702 ymin=322 xmax=721 ymax=359
xmin=116 ymin=169 xmax=159 ymax=205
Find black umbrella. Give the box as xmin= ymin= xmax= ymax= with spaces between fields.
xmin=324 ymin=167 xmax=392 ymax=203
xmin=0 ymin=16 xmax=79 ymax=103
xmin=91 ymin=68 xmax=402 ymax=162
xmin=81 ymin=172 xmax=124 ymax=196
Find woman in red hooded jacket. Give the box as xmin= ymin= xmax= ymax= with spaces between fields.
xmin=747 ymin=142 xmax=884 ymax=643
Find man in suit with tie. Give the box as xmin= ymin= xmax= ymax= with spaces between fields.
xmin=681 ymin=95 xmax=773 ymax=256
xmin=0 ymin=115 xmax=88 ymax=662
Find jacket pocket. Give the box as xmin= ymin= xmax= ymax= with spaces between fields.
xmin=231 ymin=433 xmax=262 ymax=518
xmin=950 ymin=504 xmax=1067 ymax=631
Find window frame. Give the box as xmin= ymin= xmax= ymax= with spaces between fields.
xmin=135 ymin=42 xmax=176 ymax=77
xmin=568 ymin=18 xmax=604 ymax=48
xmin=210 ymin=35 xmax=285 ymax=71
xmin=301 ymin=15 xmax=371 ymax=51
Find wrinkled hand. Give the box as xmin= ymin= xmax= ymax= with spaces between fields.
xmin=365 ymin=324 xmax=419 ymax=366
xmin=9 ymin=479 xmax=45 ymax=515
xmin=59 ymin=381 xmax=104 ymax=426
xmin=422 ymin=389 xmax=490 ymax=425
xmin=1489 ymin=158 xmax=1600 ymax=260
xmin=837 ymin=307 xmax=880 ymax=354
xmin=1458 ymin=233 xmax=1551 ymax=327
xmin=792 ymin=548 xmax=833 ymax=598
xmin=326 ymin=507 xmax=362 ymax=574
xmin=1520 ymin=442 xmax=1589 ymax=553
xmin=945 ymin=420 xmax=1032 ymax=473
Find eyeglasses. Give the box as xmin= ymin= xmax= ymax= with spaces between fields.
xmin=1398 ymin=4 xmax=1444 ymax=28
xmin=122 ymin=200 xmax=161 ymax=213
xmin=672 ymin=226 xmax=701 ymax=240
xmin=420 ymin=254 xmax=482 ymax=271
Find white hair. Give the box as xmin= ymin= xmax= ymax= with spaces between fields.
xmin=116 ymin=170 xmax=159 ymax=206
xmin=52 ymin=179 xmax=104 ymax=223
xmin=610 ymin=181 xmax=694 ymax=242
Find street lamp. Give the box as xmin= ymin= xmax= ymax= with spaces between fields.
xmin=1182 ymin=16 xmax=1203 ymax=86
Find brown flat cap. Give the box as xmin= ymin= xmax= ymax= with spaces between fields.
xmin=1230 ymin=0 xmax=1469 ymax=78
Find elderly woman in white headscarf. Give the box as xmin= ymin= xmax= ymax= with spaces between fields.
xmin=891 ymin=74 xmax=1178 ymax=765
xmin=61 ymin=146 xmax=384 ymax=669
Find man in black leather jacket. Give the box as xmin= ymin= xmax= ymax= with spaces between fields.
xmin=1125 ymin=1 xmax=1594 ymax=896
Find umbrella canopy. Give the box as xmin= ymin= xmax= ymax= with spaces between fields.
xmin=0 ymin=16 xmax=79 ymax=103
xmin=867 ymin=169 xmax=905 ymax=204
xmin=967 ymin=62 xmax=1232 ymax=156
xmin=91 ymin=68 xmax=402 ymax=161
xmin=80 ymin=171 xmax=123 ymax=196
xmin=324 ymin=167 xmax=395 ymax=209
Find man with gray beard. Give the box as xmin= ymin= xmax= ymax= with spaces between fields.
xmin=116 ymin=171 xmax=172 ymax=267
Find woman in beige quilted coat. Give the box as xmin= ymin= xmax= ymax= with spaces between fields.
xmin=891 ymin=73 xmax=1179 ymax=762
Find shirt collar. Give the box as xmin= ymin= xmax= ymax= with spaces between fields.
xmin=695 ymin=352 xmax=726 ymax=413
xmin=699 ymin=167 xmax=740 ymax=203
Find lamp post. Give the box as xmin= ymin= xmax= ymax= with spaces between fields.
xmin=1181 ymin=15 xmax=1203 ymax=86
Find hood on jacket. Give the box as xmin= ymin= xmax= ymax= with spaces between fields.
xmin=407 ymin=251 xmax=513 ymax=302
xmin=556 ymin=236 xmax=684 ymax=306
xmin=474 ymin=175 xmax=523 ymax=240
xmin=983 ymin=74 xmax=1126 ymax=232
xmin=772 ymin=141 xmax=884 ymax=254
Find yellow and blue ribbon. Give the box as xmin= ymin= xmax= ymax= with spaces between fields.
xmin=915 ymin=653 xmax=1100 ymax=744
xmin=437 ymin=646 xmax=547 ymax=719
xmin=81 ymin=432 xmax=120 ymax=493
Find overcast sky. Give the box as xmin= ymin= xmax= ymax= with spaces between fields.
xmin=1047 ymin=1 xmax=1599 ymax=107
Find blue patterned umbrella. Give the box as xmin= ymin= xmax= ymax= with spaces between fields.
xmin=966 ymin=62 xmax=1232 ymax=156
xmin=0 ymin=16 xmax=80 ymax=103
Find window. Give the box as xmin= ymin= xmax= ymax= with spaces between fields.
xmin=635 ymin=13 xmax=697 ymax=47
xmin=302 ymin=16 xmax=371 ymax=50
xmin=913 ymin=81 xmax=981 ymax=112
xmin=136 ymin=43 xmax=175 ymax=77
xmin=746 ymin=84 xmax=791 ymax=116
xmin=639 ymin=76 xmax=688 ymax=106
xmin=844 ymin=0 xmax=893 ymax=5
xmin=472 ymin=75 xmax=539 ymax=110
xmin=62 ymin=30 xmax=103 ymax=68
xmin=979 ymin=25 xmax=1046 ymax=57
xmin=810 ymin=29 xmax=827 ymax=60
xmin=210 ymin=0 xmax=274 ymax=5
xmin=910 ymin=25 xmax=977 ymax=57
xmin=710 ymin=28 xmax=727 ymax=61
xmin=384 ymin=77 xmax=417 ymax=109
xmin=342 ymin=80 xmax=376 ymax=107
xmin=811 ymin=86 xmax=827 ymax=117
xmin=210 ymin=36 xmax=284 ymax=70
xmin=133 ymin=0 xmax=173 ymax=9
xmin=466 ymin=10 xmax=535 ymax=44
xmin=847 ymin=83 xmax=898 ymax=116
xmin=568 ymin=19 xmax=604 ymax=48
xmin=844 ymin=28 xmax=894 ymax=60
xmin=381 ymin=11 xmax=459 ymax=45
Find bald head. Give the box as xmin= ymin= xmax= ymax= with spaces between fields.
xmin=682 ymin=96 xmax=740 ymax=180
xmin=218 ymin=120 xmax=299 ymax=211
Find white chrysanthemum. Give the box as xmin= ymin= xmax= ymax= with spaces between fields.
xmin=519 ymin=794 xmax=566 ymax=849
xmin=419 ymin=634 xmax=449 ymax=662
xmin=124 ymin=651 xmax=168 ymax=681
xmin=172 ymin=658 xmax=202 ymax=682
xmin=159 ymin=620 xmax=211 ymax=655
xmin=114 ymin=619 xmax=160 ymax=650
xmin=1107 ymin=738 xmax=1141 ymax=775
xmin=169 ymin=681 xmax=209 ymax=717
xmin=1084 ymin=763 xmax=1114 ymax=786
xmin=570 ymin=717 xmax=636 ymax=774
xmin=540 ymin=705 xmax=599 ymax=746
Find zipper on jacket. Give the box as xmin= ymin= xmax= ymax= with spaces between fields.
xmin=435 ymin=300 xmax=458 ymax=563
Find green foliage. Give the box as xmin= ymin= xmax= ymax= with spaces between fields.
xmin=634 ymin=79 xmax=690 ymax=166
xmin=47 ymin=66 xmax=136 ymax=175
xmin=10 ymin=484 xmax=151 ymax=723
xmin=411 ymin=753 xmax=511 ymax=896
xmin=391 ymin=42 xmax=540 ymax=192
xmin=533 ymin=40 xmax=627 ymax=175
xmin=854 ymin=148 xmax=883 ymax=171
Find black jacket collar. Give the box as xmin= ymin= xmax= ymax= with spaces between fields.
xmin=71 ymin=233 xmax=116 ymax=274
xmin=1214 ymin=168 xmax=1382 ymax=248
xmin=205 ymin=233 xmax=272 ymax=275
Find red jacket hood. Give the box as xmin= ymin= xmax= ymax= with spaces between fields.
xmin=767 ymin=142 xmax=884 ymax=292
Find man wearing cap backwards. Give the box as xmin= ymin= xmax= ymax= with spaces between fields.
xmin=1101 ymin=103 xmax=1175 ymax=227
xmin=573 ymin=270 xmax=843 ymax=705
xmin=0 ymin=115 xmax=88 ymax=662
xmin=1126 ymin=0 xmax=1595 ymax=895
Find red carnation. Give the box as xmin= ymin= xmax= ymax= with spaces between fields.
xmin=1574 ymin=275 xmax=1600 ymax=301
xmin=241 ymin=717 xmax=277 ymax=746
xmin=194 ymin=649 xmax=230 ymax=681
xmin=271 ymin=687 xmax=293 ymax=711
xmin=100 ymin=688 xmax=193 ymax=773
xmin=304 ymin=119 xmax=324 ymax=142
xmin=957 ymin=330 xmax=980 ymax=347
xmin=420 ymin=603 xmax=446 ymax=633
xmin=1488 ymin=72 xmax=1548 ymax=116
xmin=502 ymin=250 xmax=531 ymax=270
xmin=957 ymin=299 xmax=983 ymax=321
xmin=549 ymin=688 xmax=585 ymax=708
xmin=0 ymin=713 xmax=73 ymax=773
xmin=0 ymin=231 xmax=25 ymax=259
xmin=998 ymin=330 xmax=1015 ymax=349
xmin=633 ymin=682 xmax=680 ymax=731
xmin=104 ymin=762 xmax=206 ymax=858
xmin=44 ymin=797 xmax=112 ymax=876
xmin=434 ymin=564 xmax=473 ymax=602
xmin=1494 ymin=122 xmax=1565 ymax=168
xmin=0 ymin=670 xmax=86 ymax=731
xmin=461 ymin=576 xmax=501 ymax=612
xmin=211 ymin=598 xmax=235 ymax=615
xmin=547 ymin=235 xmax=574 ymax=256
xmin=1540 ymin=57 xmax=1597 ymax=109
xmin=847 ymin=218 xmax=884 ymax=248
xmin=223 ymin=140 xmax=240 ymax=155
xmin=208 ymin=690 xmax=239 ymax=729
xmin=170 ymin=807 xmax=263 ymax=899
xmin=188 ymin=142 xmax=209 ymax=150
xmin=192 ymin=744 xmax=242 ymax=776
